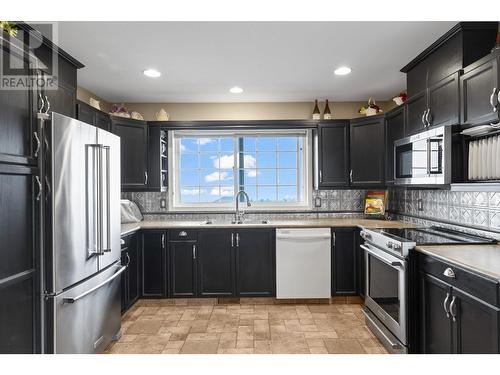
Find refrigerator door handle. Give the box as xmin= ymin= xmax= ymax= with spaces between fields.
xmin=87 ymin=144 xmax=101 ymax=257
xmin=62 ymin=265 xmax=126 ymax=304
xmin=100 ymin=145 xmax=111 ymax=253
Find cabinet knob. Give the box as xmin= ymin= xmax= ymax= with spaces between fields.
xmin=443 ymin=267 xmax=456 ymax=279
xmin=179 ymin=231 xmax=188 ymax=237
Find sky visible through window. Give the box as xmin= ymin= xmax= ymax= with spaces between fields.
xmin=177 ymin=134 xmax=304 ymax=204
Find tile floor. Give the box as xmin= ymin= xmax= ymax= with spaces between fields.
xmin=105 ymin=299 xmax=388 ymax=354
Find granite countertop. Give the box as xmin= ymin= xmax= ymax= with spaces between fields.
xmin=121 ymin=218 xmax=414 ymax=236
xmin=416 ymin=244 xmax=500 ymax=282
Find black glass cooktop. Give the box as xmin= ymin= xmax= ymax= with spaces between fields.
xmin=378 ymin=226 xmax=496 ymax=245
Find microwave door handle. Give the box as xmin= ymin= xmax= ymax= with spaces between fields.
xmin=360 ymin=244 xmax=403 ymax=268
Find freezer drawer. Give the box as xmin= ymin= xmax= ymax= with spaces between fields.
xmin=46 ymin=261 xmax=124 ymax=354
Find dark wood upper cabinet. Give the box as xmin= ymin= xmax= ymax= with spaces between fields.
xmin=76 ymin=100 xmax=110 ymax=131
xmin=349 ymin=115 xmax=385 ymax=187
xmin=317 ymin=121 xmax=350 ymax=188
xmin=141 ymin=230 xmax=167 ymax=298
xmin=460 ymin=51 xmax=500 ymax=127
xmin=331 ymin=228 xmax=357 ymax=296
xmin=385 ymin=106 xmax=405 ymax=184
xmin=147 ymin=124 xmax=167 ymax=192
xmin=236 ymin=229 xmax=275 ymax=297
xmin=110 ymin=118 xmax=148 ymax=191
xmin=427 ymin=71 xmax=460 ymax=128
xmin=405 ymin=90 xmax=428 ymax=136
xmin=402 ymin=22 xmax=498 ymax=97
xmin=197 ymin=229 xmax=235 ymax=297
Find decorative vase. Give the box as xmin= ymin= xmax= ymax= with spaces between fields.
xmin=131 ymin=111 xmax=144 ymax=120
xmin=393 ymin=97 xmax=404 ymax=106
xmin=365 ymin=107 xmax=378 ymax=116
xmin=155 ymin=108 xmax=169 ymax=121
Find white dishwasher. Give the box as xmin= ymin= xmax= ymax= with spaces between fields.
xmin=276 ymin=228 xmax=331 ymax=299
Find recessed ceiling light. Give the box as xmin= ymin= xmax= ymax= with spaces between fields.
xmin=229 ymin=86 xmax=243 ymax=94
xmin=334 ymin=66 xmax=352 ymax=76
xmin=143 ymin=69 xmax=161 ymax=78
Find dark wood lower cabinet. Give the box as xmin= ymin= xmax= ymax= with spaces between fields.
xmin=418 ymin=255 xmax=500 ymax=354
xmin=236 ymin=229 xmax=275 ymax=297
xmin=198 ymin=230 xmax=234 ymax=297
xmin=418 ymin=272 xmax=454 ymax=353
xmin=142 ymin=230 xmax=167 ymax=298
xmin=331 ymin=228 xmax=357 ymax=296
xmin=121 ymin=232 xmax=140 ymax=313
xmin=169 ymin=238 xmax=197 ymax=297
xmin=0 ymin=164 xmax=39 ymax=353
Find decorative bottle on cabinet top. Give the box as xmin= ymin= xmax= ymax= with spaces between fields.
xmin=312 ymin=100 xmax=321 ymax=120
xmin=323 ymin=100 xmax=332 ymax=120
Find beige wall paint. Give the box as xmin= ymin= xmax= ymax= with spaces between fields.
xmin=121 ymin=101 xmax=396 ymax=121
xmin=76 ymin=86 xmax=112 ymax=113
xmin=78 ymin=85 xmax=399 ymax=121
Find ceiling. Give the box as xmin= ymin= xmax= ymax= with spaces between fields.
xmin=58 ymin=21 xmax=456 ymax=103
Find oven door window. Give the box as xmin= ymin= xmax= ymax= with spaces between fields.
xmin=368 ymin=254 xmax=400 ymax=324
xmin=395 ymin=139 xmax=428 ymax=180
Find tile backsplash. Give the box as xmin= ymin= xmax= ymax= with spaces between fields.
xmin=389 ymin=189 xmax=500 ymax=233
xmin=121 ymin=189 xmax=367 ymax=219
xmin=122 ymin=188 xmax=500 ymax=234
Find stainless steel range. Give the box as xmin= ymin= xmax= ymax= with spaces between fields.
xmin=360 ymin=226 xmax=495 ymax=354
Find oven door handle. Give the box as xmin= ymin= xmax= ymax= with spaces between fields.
xmin=360 ymin=244 xmax=404 ymax=268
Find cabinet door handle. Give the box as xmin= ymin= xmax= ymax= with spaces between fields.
xmin=161 ymin=234 xmax=165 ymax=248
xmin=449 ymin=295 xmax=457 ymax=322
xmin=443 ymin=292 xmax=450 ymax=318
xmin=425 ymin=108 xmax=431 ymax=126
xmin=332 ymin=232 xmax=336 ymax=246
xmin=125 ymin=252 xmax=131 ymax=267
xmin=192 ymin=244 xmax=196 ymax=259
xmin=231 ymin=233 xmax=234 ymax=247
xmin=38 ymin=93 xmax=45 ymax=113
xmin=44 ymin=95 xmax=50 ymax=114
xmin=179 ymin=231 xmax=187 ymax=237
xmin=490 ymin=87 xmax=497 ymax=112
xmin=443 ymin=267 xmax=456 ymax=279
xmin=35 ymin=176 xmax=42 ymax=201
xmin=349 ymin=169 xmax=353 ymax=183
xmin=33 ymin=131 xmax=41 ymax=158
xmin=421 ymin=110 xmax=427 ymax=127
xmin=144 ymin=171 xmax=148 ymax=185
xmin=319 ymin=170 xmax=323 ymax=183
xmin=236 ymin=233 xmax=240 ymax=247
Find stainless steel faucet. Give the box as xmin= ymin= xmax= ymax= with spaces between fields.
xmin=234 ymin=190 xmax=251 ymax=223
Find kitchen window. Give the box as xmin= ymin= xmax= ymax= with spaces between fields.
xmin=168 ymin=129 xmax=312 ymax=211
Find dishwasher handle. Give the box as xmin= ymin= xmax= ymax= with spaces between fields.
xmin=276 ymin=234 xmax=331 ymax=240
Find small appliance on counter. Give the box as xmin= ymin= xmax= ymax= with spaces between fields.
xmin=359 ymin=226 xmax=495 ymax=354
xmin=121 ymin=199 xmax=143 ymax=223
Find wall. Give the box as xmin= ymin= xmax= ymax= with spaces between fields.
xmin=122 ymin=101 xmax=396 ymax=121
xmin=76 ymin=86 xmax=112 ymax=113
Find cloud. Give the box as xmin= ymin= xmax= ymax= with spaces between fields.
xmin=198 ymin=138 xmax=214 ymax=146
xmin=246 ymin=170 xmax=257 ymax=177
xmin=181 ymin=188 xmax=203 ymax=196
xmin=217 ymin=154 xmax=235 ymax=169
xmin=210 ymin=187 xmax=234 ymax=196
xmin=204 ymin=171 xmax=219 ymax=182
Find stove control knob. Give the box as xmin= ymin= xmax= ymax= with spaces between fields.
xmin=386 ymin=242 xmax=393 ymax=249
xmin=361 ymin=231 xmax=372 ymax=241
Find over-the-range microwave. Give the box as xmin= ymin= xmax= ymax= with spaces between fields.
xmin=394 ymin=125 xmax=463 ymax=186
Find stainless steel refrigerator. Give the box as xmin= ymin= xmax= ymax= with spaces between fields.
xmin=38 ymin=112 xmax=123 ymax=353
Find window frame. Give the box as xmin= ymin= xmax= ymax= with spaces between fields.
xmin=168 ymin=128 xmax=313 ymax=211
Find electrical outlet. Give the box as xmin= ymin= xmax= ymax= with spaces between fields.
xmin=160 ymin=198 xmax=167 ymax=209
xmin=314 ymin=197 xmax=322 ymax=208
xmin=417 ymin=198 xmax=423 ymax=211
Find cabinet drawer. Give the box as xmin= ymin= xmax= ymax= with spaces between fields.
xmin=418 ymin=253 xmax=499 ymax=307
xmin=170 ymin=229 xmax=197 ymax=241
